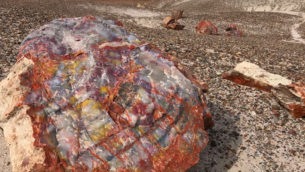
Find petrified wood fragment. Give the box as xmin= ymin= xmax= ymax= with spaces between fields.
xmin=196 ymin=20 xmax=218 ymax=35
xmin=223 ymin=61 xmax=305 ymax=118
xmin=225 ymin=24 xmax=243 ymax=37
xmin=162 ymin=17 xmax=185 ymax=30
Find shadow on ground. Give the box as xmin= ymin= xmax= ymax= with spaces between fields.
xmin=188 ymin=101 xmax=242 ymax=172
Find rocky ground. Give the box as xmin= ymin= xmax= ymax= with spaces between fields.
xmin=0 ymin=0 xmax=305 ymax=171
xmin=300 ymin=22 xmax=305 ymax=38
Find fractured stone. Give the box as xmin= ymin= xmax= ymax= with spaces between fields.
xmin=223 ymin=61 xmax=304 ymax=118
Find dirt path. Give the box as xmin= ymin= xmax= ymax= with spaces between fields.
xmin=290 ymin=13 xmax=305 ymax=44
xmin=245 ymin=5 xmax=305 ymax=44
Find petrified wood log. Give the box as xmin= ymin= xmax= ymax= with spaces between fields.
xmin=0 ymin=16 xmax=212 ymax=172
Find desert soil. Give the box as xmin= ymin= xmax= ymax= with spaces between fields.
xmin=0 ymin=0 xmax=305 ymax=171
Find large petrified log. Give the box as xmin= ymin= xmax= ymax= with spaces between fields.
xmin=223 ymin=61 xmax=305 ymax=118
xmin=0 ymin=16 xmax=212 ymax=172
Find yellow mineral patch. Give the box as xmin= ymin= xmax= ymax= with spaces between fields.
xmin=67 ymin=60 xmax=80 ymax=70
xmin=152 ymin=133 xmax=159 ymax=141
xmin=68 ymin=110 xmax=79 ymax=119
xmin=112 ymin=140 xmax=121 ymax=148
xmin=119 ymin=138 xmax=124 ymax=145
xmin=70 ymin=96 xmax=77 ymax=104
xmin=100 ymin=86 xmax=109 ymax=93
xmin=109 ymin=94 xmax=114 ymax=101
xmin=109 ymin=51 xmax=117 ymax=57
xmin=136 ymin=127 xmax=145 ymax=135
xmin=112 ymin=59 xmax=121 ymax=65
xmin=47 ymin=66 xmax=58 ymax=74
xmin=91 ymin=123 xmax=113 ymax=142
xmin=79 ymin=99 xmax=103 ymax=116
xmin=153 ymin=152 xmax=163 ymax=161
xmin=81 ymin=99 xmax=97 ymax=108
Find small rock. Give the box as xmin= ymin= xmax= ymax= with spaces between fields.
xmin=288 ymin=129 xmax=297 ymax=136
xmin=225 ymin=24 xmax=243 ymax=37
xmin=162 ymin=17 xmax=185 ymax=30
xmin=136 ymin=3 xmax=145 ymax=8
xmin=171 ymin=9 xmax=184 ymax=20
xmin=206 ymin=48 xmax=215 ymax=53
xmin=196 ymin=20 xmax=218 ymax=35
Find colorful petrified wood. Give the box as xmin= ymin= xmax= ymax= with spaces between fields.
xmin=196 ymin=20 xmax=218 ymax=35
xmin=13 ymin=16 xmax=212 ymax=171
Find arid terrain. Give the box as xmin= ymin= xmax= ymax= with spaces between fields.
xmin=0 ymin=0 xmax=304 ymax=171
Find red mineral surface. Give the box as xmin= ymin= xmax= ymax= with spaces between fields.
xmin=196 ymin=20 xmax=218 ymax=35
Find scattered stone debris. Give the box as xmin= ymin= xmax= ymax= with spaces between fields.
xmin=225 ymin=24 xmax=243 ymax=37
xmin=0 ymin=16 xmax=212 ymax=172
xmin=136 ymin=3 xmax=145 ymax=8
xmin=162 ymin=16 xmax=185 ymax=30
xmin=196 ymin=20 xmax=218 ymax=35
xmin=171 ymin=9 xmax=184 ymax=20
xmin=223 ymin=61 xmax=305 ymax=118
xmin=272 ymin=82 xmax=305 ymax=118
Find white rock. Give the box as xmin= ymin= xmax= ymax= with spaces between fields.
xmin=233 ymin=61 xmax=292 ymax=88
xmin=0 ymin=58 xmax=45 ymax=172
xmin=0 ymin=58 xmax=34 ymax=121
xmin=3 ymin=106 xmax=45 ymax=172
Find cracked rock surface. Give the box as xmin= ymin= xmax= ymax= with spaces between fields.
xmin=0 ymin=15 xmax=211 ymax=171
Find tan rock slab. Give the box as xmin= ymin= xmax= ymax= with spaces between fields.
xmin=3 ymin=105 xmax=45 ymax=172
xmin=0 ymin=58 xmax=34 ymax=121
xmin=0 ymin=58 xmax=46 ymax=172
xmin=223 ymin=61 xmax=304 ymax=118
xmin=162 ymin=16 xmax=185 ymax=30
xmin=223 ymin=61 xmax=292 ymax=91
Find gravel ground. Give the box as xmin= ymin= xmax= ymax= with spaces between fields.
xmin=0 ymin=0 xmax=305 ymax=171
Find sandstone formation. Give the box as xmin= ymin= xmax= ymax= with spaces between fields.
xmin=0 ymin=16 xmax=212 ymax=171
xmin=223 ymin=61 xmax=305 ymax=118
